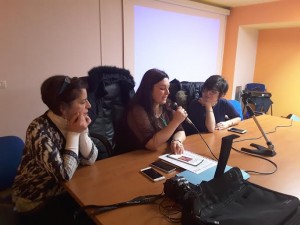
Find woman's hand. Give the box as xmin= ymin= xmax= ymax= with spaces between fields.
xmin=172 ymin=105 xmax=188 ymax=124
xmin=198 ymin=97 xmax=217 ymax=108
xmin=215 ymin=121 xmax=231 ymax=130
xmin=67 ymin=113 xmax=91 ymax=133
xmin=170 ymin=140 xmax=184 ymax=154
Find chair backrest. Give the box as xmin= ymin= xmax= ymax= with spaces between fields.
xmin=0 ymin=136 xmax=24 ymax=190
xmin=228 ymin=99 xmax=243 ymax=120
xmin=169 ymin=79 xmax=204 ymax=109
xmin=86 ymin=66 xmax=135 ymax=160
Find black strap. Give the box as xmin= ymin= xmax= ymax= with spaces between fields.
xmin=74 ymin=194 xmax=164 ymax=220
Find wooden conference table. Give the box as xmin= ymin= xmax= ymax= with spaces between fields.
xmin=64 ymin=115 xmax=300 ymax=225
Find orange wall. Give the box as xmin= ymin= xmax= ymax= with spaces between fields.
xmin=223 ymin=0 xmax=300 ymax=117
xmin=255 ymin=28 xmax=300 ymax=117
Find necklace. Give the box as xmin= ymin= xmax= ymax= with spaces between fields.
xmin=154 ymin=106 xmax=167 ymax=127
xmin=160 ymin=112 xmax=168 ymax=127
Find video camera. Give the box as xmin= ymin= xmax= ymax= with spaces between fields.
xmin=241 ymin=90 xmax=253 ymax=104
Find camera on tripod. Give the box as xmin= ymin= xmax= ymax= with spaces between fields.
xmin=241 ymin=91 xmax=252 ymax=104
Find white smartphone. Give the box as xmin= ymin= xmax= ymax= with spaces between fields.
xmin=228 ymin=127 xmax=247 ymax=134
xmin=140 ymin=167 xmax=165 ymax=182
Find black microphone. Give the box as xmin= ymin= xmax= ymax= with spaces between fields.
xmin=172 ymin=102 xmax=194 ymax=125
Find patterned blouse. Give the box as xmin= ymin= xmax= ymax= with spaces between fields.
xmin=12 ymin=112 xmax=98 ymax=212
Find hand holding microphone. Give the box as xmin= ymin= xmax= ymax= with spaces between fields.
xmin=172 ymin=102 xmax=194 ymax=125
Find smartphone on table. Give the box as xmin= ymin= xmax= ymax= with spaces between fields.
xmin=150 ymin=160 xmax=177 ymax=174
xmin=140 ymin=167 xmax=165 ymax=182
xmin=228 ymin=127 xmax=247 ymax=134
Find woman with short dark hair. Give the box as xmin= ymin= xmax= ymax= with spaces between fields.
xmin=187 ymin=75 xmax=241 ymax=133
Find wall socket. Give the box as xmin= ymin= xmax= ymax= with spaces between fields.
xmin=0 ymin=80 xmax=7 ymax=89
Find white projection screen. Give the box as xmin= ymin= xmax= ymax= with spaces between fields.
xmin=123 ymin=0 xmax=229 ymax=88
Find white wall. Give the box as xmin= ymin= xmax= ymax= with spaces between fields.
xmin=100 ymin=0 xmax=124 ymax=66
xmin=232 ymin=27 xmax=259 ymax=100
xmin=0 ymin=0 xmax=124 ymax=139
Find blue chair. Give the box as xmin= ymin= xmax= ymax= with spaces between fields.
xmin=228 ymin=100 xmax=243 ymax=120
xmin=0 ymin=136 xmax=24 ymax=190
xmin=0 ymin=136 xmax=24 ymax=225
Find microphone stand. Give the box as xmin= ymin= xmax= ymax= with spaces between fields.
xmin=241 ymin=101 xmax=276 ymax=157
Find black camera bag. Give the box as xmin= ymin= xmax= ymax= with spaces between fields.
xmin=168 ymin=167 xmax=300 ymax=225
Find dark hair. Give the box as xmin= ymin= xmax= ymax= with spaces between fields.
xmin=41 ymin=75 xmax=88 ymax=115
xmin=133 ymin=68 xmax=169 ymax=112
xmin=202 ymin=75 xmax=228 ymax=97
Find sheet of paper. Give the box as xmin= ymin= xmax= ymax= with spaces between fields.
xmin=159 ymin=150 xmax=217 ymax=174
xmin=166 ymin=152 xmax=204 ymax=166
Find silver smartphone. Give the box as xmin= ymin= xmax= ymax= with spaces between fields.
xmin=140 ymin=167 xmax=165 ymax=182
xmin=228 ymin=127 xmax=247 ymax=134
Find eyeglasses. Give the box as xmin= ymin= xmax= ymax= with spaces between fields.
xmin=58 ymin=76 xmax=71 ymax=95
xmin=203 ymin=88 xmax=219 ymax=95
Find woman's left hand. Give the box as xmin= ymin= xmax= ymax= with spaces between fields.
xmin=198 ymin=97 xmax=217 ymax=108
xmin=171 ymin=140 xmax=184 ymax=154
xmin=67 ymin=113 xmax=91 ymax=133
xmin=215 ymin=121 xmax=230 ymax=130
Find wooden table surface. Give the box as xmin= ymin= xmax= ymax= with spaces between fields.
xmin=65 ymin=115 xmax=300 ymax=225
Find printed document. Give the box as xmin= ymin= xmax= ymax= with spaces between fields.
xmin=159 ymin=150 xmax=217 ymax=174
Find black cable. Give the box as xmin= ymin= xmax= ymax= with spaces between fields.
xmin=73 ymin=193 xmax=164 ymax=220
xmin=188 ymin=122 xmax=218 ymax=160
xmin=231 ymin=119 xmax=293 ymax=175
xmin=231 ymin=146 xmax=278 ymax=175
xmin=74 ymin=193 xmax=183 ymax=224
xmin=233 ymin=119 xmax=293 ymax=143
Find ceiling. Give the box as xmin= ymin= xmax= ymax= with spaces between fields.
xmin=190 ymin=0 xmax=280 ymax=9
